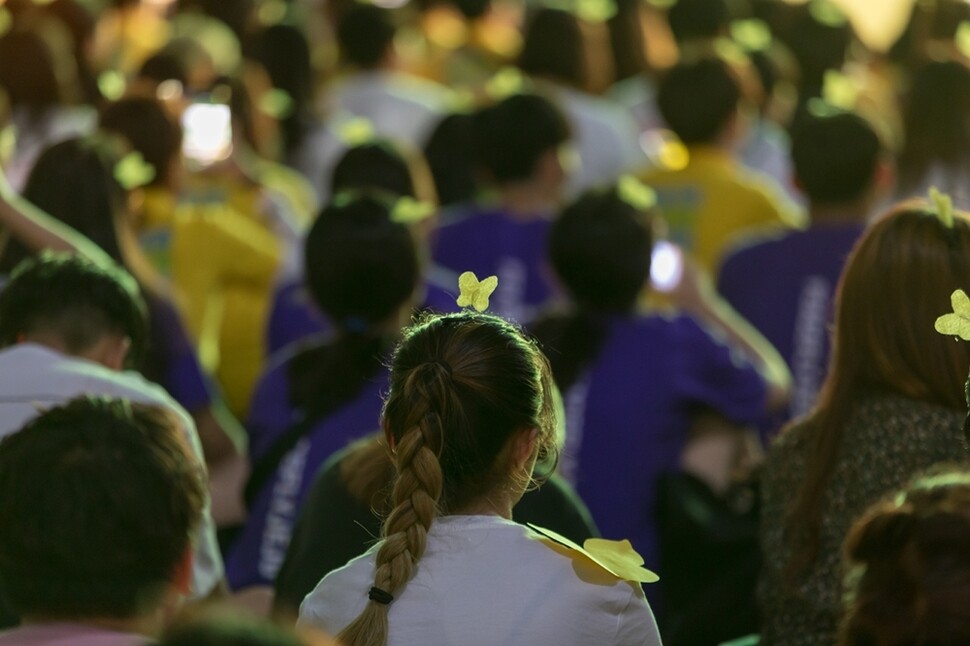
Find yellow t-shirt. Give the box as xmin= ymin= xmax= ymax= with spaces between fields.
xmin=641 ymin=147 xmax=805 ymax=277
xmin=140 ymin=186 xmax=281 ymax=417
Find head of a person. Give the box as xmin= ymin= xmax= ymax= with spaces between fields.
xmin=330 ymin=139 xmax=437 ymax=207
xmin=1 ymin=136 xmax=128 ymax=274
xmin=550 ymin=182 xmax=655 ymax=313
xmin=423 ymin=112 xmax=481 ymax=207
xmin=247 ymin=23 xmax=313 ymax=157
xmin=337 ymin=311 xmax=558 ymax=645
xmin=785 ymin=205 xmax=970 ymax=579
xmin=657 ymin=56 xmax=741 ymax=146
xmin=791 ymin=110 xmax=886 ymax=208
xmin=0 ymin=252 xmax=147 ymax=370
xmin=100 ymin=96 xmax=183 ymax=190
xmin=517 ymin=8 xmax=587 ymax=89
xmin=840 ymin=468 xmax=970 ymax=646
xmin=784 ymin=1 xmax=853 ymax=93
xmin=0 ymin=19 xmax=76 ymax=116
xmin=608 ymin=0 xmax=649 ymax=83
xmin=899 ymin=60 xmax=970 ymax=188
xmin=0 ymin=396 xmax=204 ymax=623
xmin=827 ymin=206 xmax=970 ymax=409
xmin=304 ymin=193 xmax=420 ymax=335
xmin=667 ymin=0 xmax=730 ymax=43
xmin=138 ymin=50 xmax=191 ymax=89
xmin=475 ymin=92 xmax=571 ymax=194
xmin=336 ymin=3 xmax=396 ymax=70
xmin=449 ymin=0 xmax=491 ymax=20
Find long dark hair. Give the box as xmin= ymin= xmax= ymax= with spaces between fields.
xmin=287 ymin=193 xmax=420 ymax=417
xmin=531 ymin=184 xmax=654 ymax=391
xmin=1 ymin=137 xmax=126 ymax=273
xmin=784 ymin=205 xmax=970 ymax=581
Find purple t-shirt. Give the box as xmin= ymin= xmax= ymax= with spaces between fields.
xmin=717 ymin=223 xmax=863 ymax=421
xmin=224 ymin=352 xmax=388 ymax=589
xmin=143 ymin=295 xmax=212 ymax=413
xmin=266 ymin=267 xmax=461 ymax=356
xmin=432 ymin=205 xmax=555 ymax=323
xmin=559 ymin=314 xmax=767 ymax=573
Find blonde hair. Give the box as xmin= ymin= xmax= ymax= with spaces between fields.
xmin=337 ymin=312 xmax=558 ymax=646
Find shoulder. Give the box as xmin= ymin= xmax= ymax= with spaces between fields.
xmin=298 ymin=547 xmax=378 ymax=633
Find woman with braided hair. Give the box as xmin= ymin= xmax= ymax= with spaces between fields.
xmin=299 ymin=312 xmax=661 ymax=645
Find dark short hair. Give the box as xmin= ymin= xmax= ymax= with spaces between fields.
xmin=100 ymin=96 xmax=182 ymax=189
xmin=517 ymin=8 xmax=586 ymax=89
xmin=331 ymin=140 xmax=417 ymax=199
xmin=667 ymin=0 xmax=729 ymax=42
xmin=475 ymin=93 xmax=570 ymax=184
xmin=0 ymin=397 xmax=205 ymax=619
xmin=792 ymin=111 xmax=882 ymax=204
xmin=304 ymin=193 xmax=420 ymax=330
xmin=657 ymin=56 xmax=741 ymax=145
xmin=336 ymin=4 xmax=396 ymax=69
xmin=550 ymin=185 xmax=654 ymax=312
xmin=0 ymin=253 xmax=148 ymax=365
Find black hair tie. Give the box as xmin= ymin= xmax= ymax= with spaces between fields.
xmin=369 ymin=586 xmax=394 ymax=605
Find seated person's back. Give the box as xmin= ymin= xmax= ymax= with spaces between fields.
xmin=299 ymin=312 xmax=662 ymax=645
xmin=225 ymin=194 xmax=421 ymax=590
xmin=642 ymin=55 xmax=802 ymax=276
xmin=718 ymin=110 xmax=886 ymax=422
xmin=0 ymin=253 xmax=224 ymax=599
xmin=432 ymin=92 xmax=571 ymax=322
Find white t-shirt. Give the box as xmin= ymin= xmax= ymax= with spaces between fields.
xmin=0 ymin=343 xmax=224 ymax=599
xmin=299 ymin=515 xmax=661 ymax=646
xmin=548 ymin=84 xmax=648 ymax=199
xmin=322 ymin=70 xmax=452 ymax=148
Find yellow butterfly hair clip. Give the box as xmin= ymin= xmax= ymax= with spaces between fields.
xmin=456 ymin=271 xmax=498 ymax=312
xmin=337 ymin=117 xmax=376 ymax=147
xmin=390 ymin=197 xmax=435 ymax=226
xmin=929 ymin=186 xmax=955 ymax=229
xmin=935 ymin=289 xmax=970 ymax=341
xmin=485 ymin=67 xmax=527 ymax=101
xmin=617 ymin=175 xmax=657 ymax=212
xmin=114 ymin=151 xmax=156 ymax=190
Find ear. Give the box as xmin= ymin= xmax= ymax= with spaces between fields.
xmin=872 ymin=157 xmax=895 ymax=193
xmin=511 ymin=427 xmax=540 ymax=473
xmin=171 ymin=548 xmax=194 ymax=596
xmin=102 ymin=335 xmax=132 ymax=371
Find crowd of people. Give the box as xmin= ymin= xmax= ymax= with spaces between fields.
xmin=1 ymin=0 xmax=970 ymax=644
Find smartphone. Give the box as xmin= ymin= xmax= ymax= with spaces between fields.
xmin=650 ymin=241 xmax=684 ymax=292
xmin=181 ymin=101 xmax=232 ymax=165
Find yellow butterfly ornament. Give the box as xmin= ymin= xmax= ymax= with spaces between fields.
xmin=935 ymin=289 xmax=970 ymax=341
xmin=456 ymin=271 xmax=498 ymax=312
xmin=528 ymin=524 xmax=659 ymax=584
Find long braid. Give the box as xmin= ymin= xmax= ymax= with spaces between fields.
xmin=337 ymin=364 xmax=449 ymax=646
